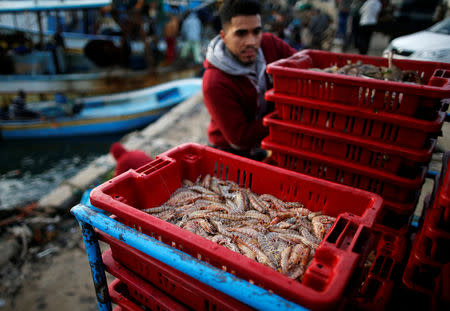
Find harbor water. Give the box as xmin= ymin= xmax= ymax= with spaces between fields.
xmin=0 ymin=135 xmax=120 ymax=211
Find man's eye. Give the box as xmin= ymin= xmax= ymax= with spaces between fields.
xmin=235 ymin=30 xmax=247 ymax=37
xmin=253 ymin=28 xmax=262 ymax=35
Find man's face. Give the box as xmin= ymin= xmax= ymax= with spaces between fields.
xmin=220 ymin=15 xmax=262 ymax=65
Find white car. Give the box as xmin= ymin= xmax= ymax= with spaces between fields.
xmin=383 ymin=17 xmax=450 ymax=63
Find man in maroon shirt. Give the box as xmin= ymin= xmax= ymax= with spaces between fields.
xmin=202 ymin=0 xmax=296 ymax=160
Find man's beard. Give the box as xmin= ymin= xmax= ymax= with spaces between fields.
xmin=233 ymin=50 xmax=257 ymax=66
xmin=241 ymin=58 xmax=256 ymax=66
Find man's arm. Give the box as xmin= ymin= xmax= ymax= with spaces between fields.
xmin=261 ymin=33 xmax=297 ymax=64
xmin=203 ymin=70 xmax=268 ymax=150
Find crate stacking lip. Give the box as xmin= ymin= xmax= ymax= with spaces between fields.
xmin=103 ymin=249 xmax=191 ymax=311
xmin=108 ymin=279 xmax=143 ymax=311
xmin=99 ymin=232 xmax=254 ymax=311
xmin=90 ymin=143 xmax=383 ymax=311
xmin=263 ymin=111 xmax=436 ymax=177
xmin=420 ymin=207 xmax=450 ymax=264
xmin=265 ymin=89 xmax=446 ymax=150
xmin=266 ymin=49 xmax=450 ymax=120
xmin=262 ymin=138 xmax=427 ymax=204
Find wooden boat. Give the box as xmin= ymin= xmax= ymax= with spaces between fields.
xmin=0 ymin=0 xmax=206 ymax=96
xmin=0 ymin=78 xmax=202 ymax=139
xmin=0 ymin=65 xmax=202 ymax=96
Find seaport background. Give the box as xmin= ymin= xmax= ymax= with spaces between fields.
xmin=0 ymin=1 xmax=449 ymax=311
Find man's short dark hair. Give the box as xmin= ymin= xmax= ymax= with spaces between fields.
xmin=219 ymin=0 xmax=261 ymax=27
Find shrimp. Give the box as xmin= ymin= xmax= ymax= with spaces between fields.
xmin=311 ymin=215 xmax=336 ymax=240
xmin=288 ymin=243 xmax=310 ymax=270
xmin=280 ymin=246 xmax=292 ymax=275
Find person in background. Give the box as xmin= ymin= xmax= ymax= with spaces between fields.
xmin=202 ymin=0 xmax=296 ymax=161
xmin=180 ymin=10 xmax=203 ymax=65
xmin=358 ymin=0 xmax=381 ymax=55
xmin=50 ymin=27 xmax=67 ymax=74
xmin=9 ymin=90 xmax=40 ymax=119
xmin=335 ymin=0 xmax=353 ymax=44
xmin=0 ymin=102 xmax=9 ymax=119
xmin=110 ymin=142 xmax=154 ymax=176
xmin=162 ymin=13 xmax=179 ymax=65
xmin=266 ymin=9 xmax=287 ymax=40
xmin=433 ymin=0 xmax=450 ymax=22
xmin=347 ymin=0 xmax=365 ymax=50
xmin=307 ymin=8 xmax=332 ymax=50
xmin=106 ymin=0 xmax=153 ymax=68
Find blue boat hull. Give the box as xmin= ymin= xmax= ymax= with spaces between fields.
xmin=2 ymin=109 xmax=168 ymax=139
xmin=1 ymin=78 xmax=202 ymax=139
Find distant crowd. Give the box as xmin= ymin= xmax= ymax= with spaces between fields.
xmin=90 ymin=0 xmax=346 ymax=69
xmin=1 ymin=0 xmax=448 ymax=74
xmin=92 ymin=0 xmax=400 ymax=68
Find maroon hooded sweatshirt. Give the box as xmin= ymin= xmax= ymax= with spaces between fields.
xmin=202 ymin=33 xmax=296 ymax=151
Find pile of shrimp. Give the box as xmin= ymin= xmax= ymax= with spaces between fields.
xmin=311 ymin=60 xmax=422 ymax=84
xmin=143 ymin=174 xmax=336 ymax=281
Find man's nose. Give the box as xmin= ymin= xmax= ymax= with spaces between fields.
xmin=245 ymin=34 xmax=258 ymax=46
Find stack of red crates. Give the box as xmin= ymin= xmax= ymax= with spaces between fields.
xmin=89 ymin=143 xmax=386 ymax=310
xmin=402 ymin=152 xmax=450 ymax=310
xmin=263 ymin=49 xmax=450 ymax=235
xmin=261 ymin=50 xmax=450 ymax=309
xmin=104 ymin=249 xmax=192 ymax=311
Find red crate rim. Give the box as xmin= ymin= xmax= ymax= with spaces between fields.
xmin=267 ymin=49 xmax=450 ymax=96
xmin=263 ymin=111 xmax=437 ymax=161
xmin=262 ymin=138 xmax=427 ymax=189
xmin=265 ymin=89 xmax=447 ymax=132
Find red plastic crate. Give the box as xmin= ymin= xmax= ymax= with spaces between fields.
xmin=263 ymin=111 xmax=436 ymax=177
xmin=403 ymin=230 xmax=444 ymax=296
xmin=109 ymin=279 xmax=145 ymax=311
xmin=352 ymin=227 xmax=407 ymax=311
xmin=402 ymin=163 xmax=450 ymax=297
xmin=262 ymin=138 xmax=427 ymax=204
xmin=90 ymin=143 xmax=383 ymax=311
xmin=436 ymin=152 xmax=450 ymax=224
xmin=267 ymin=49 xmax=450 ymax=120
xmin=99 ymin=232 xmax=253 ymax=311
xmin=420 ymin=207 xmax=450 ymax=264
xmin=266 ymin=89 xmax=445 ymax=150
xmin=104 ymin=250 xmax=190 ymax=311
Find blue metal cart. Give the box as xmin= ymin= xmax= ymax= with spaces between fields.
xmin=71 ymin=204 xmax=309 ymax=311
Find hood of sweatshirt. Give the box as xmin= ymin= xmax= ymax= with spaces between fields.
xmin=205 ymin=35 xmax=268 ymax=120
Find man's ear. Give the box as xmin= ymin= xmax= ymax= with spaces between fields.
xmin=219 ymin=29 xmax=225 ymax=40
